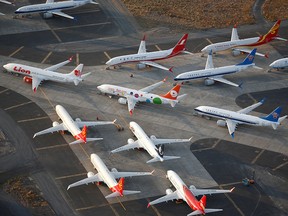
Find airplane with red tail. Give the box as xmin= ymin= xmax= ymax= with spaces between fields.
xmin=106 ymin=34 xmax=189 ymax=71
xmin=148 ymin=170 xmax=234 ymax=215
xmin=67 ymin=153 xmax=153 ymax=199
xmin=33 ymin=105 xmax=116 ymax=145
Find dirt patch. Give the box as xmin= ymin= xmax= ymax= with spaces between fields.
xmin=262 ymin=0 xmax=288 ymax=21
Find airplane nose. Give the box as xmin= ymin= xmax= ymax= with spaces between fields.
xmin=106 ymin=59 xmax=111 ymax=65
xmin=97 ymin=85 xmax=102 ymax=91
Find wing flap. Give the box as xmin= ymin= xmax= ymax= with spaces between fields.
xmin=51 ymin=11 xmax=75 ymax=20
xmin=111 ymin=140 xmax=141 ymax=153
xmin=67 ymin=174 xmax=103 ymax=190
xmin=33 ymin=123 xmax=65 ymax=138
xmin=148 ymin=191 xmax=180 ymax=206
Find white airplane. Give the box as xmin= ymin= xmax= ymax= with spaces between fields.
xmin=67 ymin=153 xmax=153 ymax=198
xmin=174 ymin=48 xmax=260 ymax=87
xmin=105 ymin=34 xmax=189 ymax=71
xmin=111 ymin=121 xmax=192 ymax=163
xmin=148 ymin=170 xmax=234 ymax=216
xmin=194 ymin=99 xmax=287 ymax=138
xmin=3 ymin=57 xmax=91 ymax=92
xmin=269 ymin=57 xmax=288 ymax=70
xmin=97 ymin=79 xmax=187 ymax=115
xmin=33 ymin=105 xmax=116 ymax=144
xmin=201 ymin=20 xmax=286 ymax=57
xmin=15 ymin=0 xmax=97 ymax=20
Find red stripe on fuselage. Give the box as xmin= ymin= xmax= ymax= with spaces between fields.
xmin=183 ymin=185 xmax=205 ymax=214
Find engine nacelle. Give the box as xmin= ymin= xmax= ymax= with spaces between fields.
xmin=75 ymin=118 xmax=81 ymax=122
xmin=23 ymin=76 xmax=32 ymax=84
xmin=136 ymin=63 xmax=146 ymax=70
xmin=52 ymin=121 xmax=60 ymax=127
xmin=42 ymin=12 xmax=53 ymax=19
xmin=189 ymin=185 xmax=196 ymax=190
xmin=204 ymin=79 xmax=215 ymax=86
xmin=128 ymin=138 xmax=134 ymax=144
xmin=166 ymin=189 xmax=173 ymax=195
xmin=232 ymin=49 xmax=241 ymax=56
xmin=150 ymin=135 xmax=156 ymax=140
xmin=111 ymin=168 xmax=118 ymax=172
xmin=217 ymin=120 xmax=227 ymax=127
xmin=118 ymin=97 xmax=127 ymax=105
xmin=87 ymin=171 xmax=95 ymax=178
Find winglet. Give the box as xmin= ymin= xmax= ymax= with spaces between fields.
xmin=230 ymin=187 xmax=235 ymax=192
xmin=33 ymin=87 xmax=37 ymax=93
xmin=112 ymin=119 xmax=117 ymax=124
xmin=233 ymin=23 xmax=237 ymax=28
xmin=150 ymin=170 xmax=155 ymax=175
xmin=169 ymin=67 xmax=174 ymax=73
xmin=188 ymin=136 xmax=193 ymax=142
xmin=238 ymin=81 xmax=243 ymax=89
xmin=147 ymin=203 xmax=151 ymax=208
xmin=265 ymin=52 xmax=269 ymax=58
xmin=69 ymin=56 xmax=74 ymax=62
xmin=142 ymin=35 xmax=146 ymax=41
xmin=162 ymin=77 xmax=168 ymax=82
xmin=260 ymin=98 xmax=266 ymax=104
xmin=129 ymin=110 xmax=133 ymax=116
xmin=231 ymin=132 xmax=234 ymax=139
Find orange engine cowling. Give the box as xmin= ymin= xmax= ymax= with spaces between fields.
xmin=23 ymin=76 xmax=32 ymax=84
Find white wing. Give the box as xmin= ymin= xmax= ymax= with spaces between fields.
xmin=111 ymin=140 xmax=141 ymax=153
xmin=209 ymin=77 xmax=240 ymax=87
xmin=31 ymin=76 xmax=44 ymax=92
xmin=237 ymin=99 xmax=264 ymax=114
xmin=226 ymin=119 xmax=237 ymax=137
xmin=140 ymin=61 xmax=172 ymax=71
xmin=112 ymin=171 xmax=152 ymax=179
xmin=190 ymin=187 xmax=234 ymax=197
xmin=148 ymin=191 xmax=180 ymax=206
xmin=33 ymin=123 xmax=66 ymax=138
xmin=233 ymin=48 xmax=267 ymax=58
xmin=67 ymin=173 xmax=103 ymax=190
xmin=151 ymin=137 xmax=192 ymax=146
xmin=44 ymin=58 xmax=72 ymax=71
xmin=139 ymin=78 xmax=166 ymax=93
xmin=76 ymin=120 xmax=115 ymax=128
xmin=126 ymin=96 xmax=137 ymax=115
xmin=0 ymin=0 xmax=12 ymax=5
xmin=51 ymin=11 xmax=75 ymax=20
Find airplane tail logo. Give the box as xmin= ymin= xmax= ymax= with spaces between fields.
xmin=237 ymin=48 xmax=256 ymax=66
xmin=171 ymin=33 xmax=188 ymax=55
xmin=261 ymin=106 xmax=282 ymax=122
xmin=70 ymin=64 xmax=84 ymax=77
xmin=199 ymin=195 xmax=207 ymax=209
xmin=74 ymin=125 xmax=87 ymax=143
xmin=255 ymin=20 xmax=281 ymax=44
xmin=162 ymin=84 xmax=181 ymax=100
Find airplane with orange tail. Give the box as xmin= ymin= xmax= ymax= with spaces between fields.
xmin=148 ymin=170 xmax=234 ymax=215
xmin=67 ymin=153 xmax=153 ymax=198
xmin=201 ymin=20 xmax=287 ymax=57
xmin=33 ymin=105 xmax=116 ymax=145
xmin=97 ymin=78 xmax=187 ymax=115
xmin=106 ymin=34 xmax=189 ymax=71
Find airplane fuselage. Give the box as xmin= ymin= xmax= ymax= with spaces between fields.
xmin=167 ymin=170 xmax=204 ymax=213
xmin=195 ymin=106 xmax=276 ymax=127
xmin=270 ymin=58 xmax=288 ymax=69
xmin=3 ymin=63 xmax=77 ymax=84
xmin=106 ymin=48 xmax=174 ymax=66
xmin=129 ymin=122 xmax=162 ymax=161
xmin=174 ymin=64 xmax=253 ymax=81
xmin=97 ymin=84 xmax=171 ymax=105
xmin=15 ymin=1 xmax=86 ymax=14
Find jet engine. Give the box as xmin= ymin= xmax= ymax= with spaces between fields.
xmin=111 ymin=168 xmax=118 ymax=172
xmin=166 ymin=189 xmax=173 ymax=195
xmin=87 ymin=171 xmax=95 ymax=178
xmin=118 ymin=98 xmax=127 ymax=105
xmin=42 ymin=12 xmax=53 ymax=19
xmin=217 ymin=120 xmax=227 ymax=127
xmin=75 ymin=118 xmax=81 ymax=122
xmin=150 ymin=135 xmax=156 ymax=140
xmin=204 ymin=79 xmax=215 ymax=86
xmin=23 ymin=76 xmax=32 ymax=84
xmin=52 ymin=121 xmax=60 ymax=127
xmin=128 ymin=138 xmax=134 ymax=144
xmin=136 ymin=63 xmax=146 ymax=70
xmin=232 ymin=49 xmax=241 ymax=56
xmin=189 ymin=185 xmax=196 ymax=190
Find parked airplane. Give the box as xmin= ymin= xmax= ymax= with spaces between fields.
xmin=33 ymin=105 xmax=116 ymax=144
xmin=67 ymin=153 xmax=153 ymax=198
xmin=111 ymin=122 xmax=192 ymax=163
xmin=201 ymin=20 xmax=286 ymax=57
xmin=3 ymin=57 xmax=90 ymax=92
xmin=148 ymin=170 xmax=234 ymax=215
xmin=105 ymin=34 xmax=189 ymax=71
xmin=269 ymin=57 xmax=288 ymax=70
xmin=15 ymin=0 xmax=97 ymax=20
xmin=97 ymin=79 xmax=187 ymax=115
xmin=194 ymin=99 xmax=287 ymax=138
xmin=174 ymin=48 xmax=260 ymax=87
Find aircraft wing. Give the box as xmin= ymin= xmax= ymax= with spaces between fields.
xmin=51 ymin=11 xmax=75 ymax=20
xmin=111 ymin=140 xmax=141 ymax=153
xmin=76 ymin=120 xmax=116 ymax=128
xmin=112 ymin=171 xmax=152 ymax=179
xmin=31 ymin=76 xmax=44 ymax=92
xmin=151 ymin=137 xmax=192 ymax=146
xmin=126 ymin=96 xmax=138 ymax=115
xmin=148 ymin=191 xmax=180 ymax=206
xmin=33 ymin=123 xmax=66 ymax=138
xmin=190 ymin=187 xmax=234 ymax=197
xmin=44 ymin=58 xmax=72 ymax=71
xmin=237 ymin=99 xmax=264 ymax=114
xmin=226 ymin=119 xmax=237 ymax=138
xmin=209 ymin=77 xmax=240 ymax=88
xmin=0 ymin=0 xmax=12 ymax=5
xmin=139 ymin=78 xmax=166 ymax=93
xmin=67 ymin=174 xmax=103 ymax=190
xmin=140 ymin=61 xmax=172 ymax=72
xmin=233 ymin=48 xmax=267 ymax=58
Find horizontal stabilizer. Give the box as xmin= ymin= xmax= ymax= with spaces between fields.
xmin=274 ymin=37 xmax=287 ymax=41
xmin=188 ymin=208 xmax=223 ymax=216
xmin=146 ymin=156 xmax=180 ymax=163
xmin=69 ymin=137 xmax=103 ymax=145
xmin=177 ymin=94 xmax=187 ymax=101
xmin=105 ymin=190 xmax=140 ymax=199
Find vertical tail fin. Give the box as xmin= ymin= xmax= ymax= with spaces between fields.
xmin=199 ymin=195 xmax=207 ymax=208
xmin=231 ymin=24 xmax=239 ymax=41
xmin=171 ymin=34 xmax=188 ymax=55
xmin=265 ymin=20 xmax=281 ymax=39
xmin=161 ymin=84 xmax=182 ymax=100
xmin=80 ymin=125 xmax=87 ymax=143
xmin=70 ymin=64 xmax=84 ymax=78
xmin=137 ymin=35 xmax=146 ymax=54
xmin=237 ymin=48 xmax=256 ymax=66
xmin=261 ymin=106 xmax=282 ymax=122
